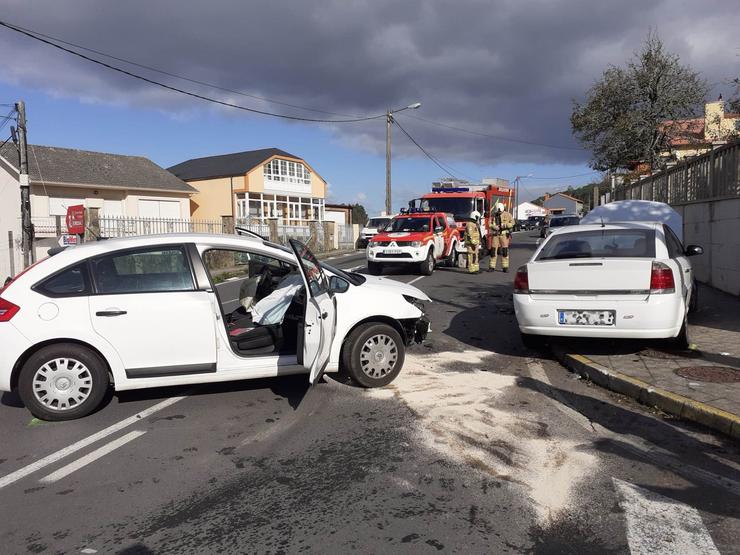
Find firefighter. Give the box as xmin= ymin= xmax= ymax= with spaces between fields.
xmin=465 ymin=210 xmax=482 ymax=274
xmin=488 ymin=202 xmax=514 ymax=272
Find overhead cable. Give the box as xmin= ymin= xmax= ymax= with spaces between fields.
xmin=0 ymin=20 xmax=386 ymax=124
xmin=1 ymin=20 xmax=363 ymax=119
xmin=392 ymin=117 xmax=466 ymax=180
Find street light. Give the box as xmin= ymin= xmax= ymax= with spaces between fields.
xmin=513 ymin=174 xmax=533 ymax=219
xmin=386 ymin=102 xmax=422 ymax=215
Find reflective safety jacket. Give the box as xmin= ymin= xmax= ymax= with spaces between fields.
xmin=465 ymin=221 xmax=481 ymax=246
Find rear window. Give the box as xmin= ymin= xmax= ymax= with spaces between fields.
xmin=549 ymin=216 xmax=581 ymax=227
xmin=367 ymin=218 xmax=391 ymax=228
xmin=537 ymin=229 xmax=656 ymax=260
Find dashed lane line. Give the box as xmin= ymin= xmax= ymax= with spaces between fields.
xmin=40 ymin=430 xmax=147 ymax=484
xmin=0 ymin=395 xmax=187 ymax=490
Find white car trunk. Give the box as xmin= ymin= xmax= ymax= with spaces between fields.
xmin=528 ymin=259 xmax=653 ymax=301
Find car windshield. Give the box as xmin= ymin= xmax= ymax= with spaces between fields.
xmin=537 ymin=229 xmax=656 ymax=260
xmin=388 ymin=217 xmax=432 ymax=232
xmin=418 ymin=197 xmax=474 ymax=220
xmin=367 ymin=218 xmax=391 ymax=228
xmin=549 ymin=216 xmax=581 ymax=227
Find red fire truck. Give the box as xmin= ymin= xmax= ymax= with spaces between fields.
xmin=408 ymin=181 xmax=514 ymax=267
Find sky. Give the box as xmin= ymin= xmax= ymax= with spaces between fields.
xmin=0 ymin=0 xmax=738 ymax=216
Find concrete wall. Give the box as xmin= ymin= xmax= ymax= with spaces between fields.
xmin=0 ymin=168 xmax=22 ymax=280
xmin=187 ymin=177 xmax=234 ymax=219
xmin=676 ymin=198 xmax=740 ymax=296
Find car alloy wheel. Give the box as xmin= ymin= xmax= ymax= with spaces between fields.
xmin=32 ymin=357 xmax=94 ymax=411
xmin=359 ymin=334 xmax=399 ymax=379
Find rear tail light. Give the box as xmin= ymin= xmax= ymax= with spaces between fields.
xmin=0 ymin=297 xmax=20 ymax=322
xmin=514 ymin=265 xmax=529 ymax=294
xmin=650 ymin=261 xmax=675 ymax=294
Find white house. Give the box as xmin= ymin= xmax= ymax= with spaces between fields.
xmin=515 ymin=201 xmax=547 ymax=219
xmin=0 ymin=143 xmax=196 ymax=265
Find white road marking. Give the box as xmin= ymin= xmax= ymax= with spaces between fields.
xmin=525 ymin=358 xmax=740 ymax=496
xmin=407 ymin=276 xmax=425 ymax=285
xmin=0 ymin=395 xmax=186 ymax=490
xmin=40 ymin=430 xmax=147 ymax=484
xmin=614 ymin=478 xmax=719 ymax=555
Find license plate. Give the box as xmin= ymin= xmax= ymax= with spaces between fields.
xmin=558 ymin=310 xmax=615 ymax=326
xmin=384 ymin=249 xmax=402 ymax=254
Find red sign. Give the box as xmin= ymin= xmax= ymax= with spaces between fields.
xmin=65 ymin=204 xmax=85 ymax=235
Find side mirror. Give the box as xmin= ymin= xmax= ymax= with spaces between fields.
xmin=685 ymin=245 xmax=704 ymax=257
xmin=329 ymin=275 xmax=350 ymax=294
xmin=434 ymin=226 xmax=444 ymax=233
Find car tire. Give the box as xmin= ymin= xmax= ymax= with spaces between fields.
xmin=688 ymin=282 xmax=699 ymax=314
xmin=419 ymin=249 xmax=435 ymax=275
xmin=520 ymin=332 xmax=547 ymax=351
xmin=445 ymin=242 xmax=456 ymax=267
xmin=341 ymin=323 xmax=405 ymax=388
xmin=671 ymin=314 xmax=691 ymax=350
xmin=368 ymin=261 xmax=383 ymax=275
xmin=18 ymin=343 xmax=110 ymax=421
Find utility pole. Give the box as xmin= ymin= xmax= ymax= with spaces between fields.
xmin=513 ymin=176 xmax=519 ymax=219
xmin=15 ymin=101 xmax=32 ymax=267
xmin=385 ymin=109 xmax=392 ymax=216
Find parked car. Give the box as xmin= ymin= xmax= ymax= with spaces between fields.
xmin=540 ymin=214 xmax=580 ymax=238
xmin=514 ymin=222 xmax=702 ymax=349
xmin=525 ymin=215 xmax=546 ymax=231
xmin=366 ymin=212 xmax=460 ymax=275
xmin=0 ymin=234 xmax=430 ymax=421
xmin=356 ymin=216 xmax=393 ymax=249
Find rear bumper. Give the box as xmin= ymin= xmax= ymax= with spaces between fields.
xmin=0 ymin=324 xmax=31 ymax=391
xmin=513 ymin=293 xmax=684 ymax=339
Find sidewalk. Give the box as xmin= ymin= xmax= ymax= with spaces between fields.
xmin=553 ymin=284 xmax=740 ymax=438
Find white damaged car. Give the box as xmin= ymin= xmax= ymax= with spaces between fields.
xmin=0 ymin=234 xmax=430 ymax=420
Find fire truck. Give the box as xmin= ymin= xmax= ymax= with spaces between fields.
xmin=408 ymin=179 xmax=514 ymax=267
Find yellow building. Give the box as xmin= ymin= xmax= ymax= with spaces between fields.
xmin=168 ymin=148 xmax=327 ymax=225
xmin=661 ymin=99 xmax=740 ymax=162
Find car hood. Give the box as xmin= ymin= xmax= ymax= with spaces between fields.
xmin=373 ymin=231 xmax=431 ymax=242
xmin=358 ymin=275 xmax=431 ymax=301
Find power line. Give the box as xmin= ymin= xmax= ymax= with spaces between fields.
xmin=0 ymin=20 xmax=386 ymax=124
xmin=1 ymin=20 xmax=363 ymax=119
xmin=399 ymin=113 xmax=585 ymax=151
xmin=392 ymin=117 xmax=468 ymax=180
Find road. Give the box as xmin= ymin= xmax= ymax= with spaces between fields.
xmin=0 ymin=231 xmax=738 ymax=554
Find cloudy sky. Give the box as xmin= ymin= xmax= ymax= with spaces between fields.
xmin=0 ymin=0 xmax=738 ymax=214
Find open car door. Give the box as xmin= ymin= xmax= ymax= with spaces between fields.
xmin=289 ymin=239 xmax=337 ymax=384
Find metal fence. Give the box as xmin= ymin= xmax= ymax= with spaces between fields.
xmin=614 ymin=140 xmax=740 ymax=205
xmin=99 ymin=216 xmax=227 ymax=237
xmin=337 ymin=223 xmax=355 ymax=249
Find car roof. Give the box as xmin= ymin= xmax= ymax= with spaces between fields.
xmin=550 ymin=221 xmax=660 ymax=235
xmin=11 ymin=233 xmax=294 ymax=287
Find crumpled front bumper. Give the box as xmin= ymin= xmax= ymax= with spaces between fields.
xmin=401 ymin=315 xmax=431 ymax=345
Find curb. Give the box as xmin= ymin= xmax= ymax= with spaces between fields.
xmin=552 ymin=346 xmax=740 ymax=439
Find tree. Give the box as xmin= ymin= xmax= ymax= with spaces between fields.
xmin=351 ymin=203 xmax=368 ymax=226
xmin=571 ymin=31 xmax=708 ymax=171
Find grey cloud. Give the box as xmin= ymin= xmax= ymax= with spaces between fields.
xmin=0 ymin=0 xmax=738 ymax=166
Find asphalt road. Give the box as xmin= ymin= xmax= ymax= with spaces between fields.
xmin=1 ymin=231 xmax=738 ymax=554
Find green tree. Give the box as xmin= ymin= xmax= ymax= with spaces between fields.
xmin=571 ymin=31 xmax=708 ymax=171
xmin=351 ymin=203 xmax=368 ymax=225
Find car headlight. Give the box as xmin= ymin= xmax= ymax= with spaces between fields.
xmin=403 ymin=295 xmax=425 ymax=312
xmin=411 ymin=241 xmax=422 ymax=248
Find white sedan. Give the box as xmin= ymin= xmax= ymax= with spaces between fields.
xmin=0 ymin=234 xmax=430 ymax=421
xmin=513 ymin=222 xmax=703 ymax=348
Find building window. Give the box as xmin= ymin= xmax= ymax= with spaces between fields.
xmin=263 ymin=158 xmax=311 ymax=185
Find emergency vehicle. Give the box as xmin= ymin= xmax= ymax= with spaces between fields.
xmin=408 ymin=181 xmax=514 ymax=267
xmin=366 ymin=212 xmax=460 ymax=275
